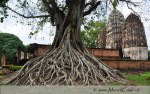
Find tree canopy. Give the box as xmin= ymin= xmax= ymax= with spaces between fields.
xmin=1 ymin=0 xmax=146 ymax=28
xmin=0 ymin=33 xmax=25 ymax=63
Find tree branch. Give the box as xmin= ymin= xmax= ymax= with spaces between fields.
xmin=84 ymin=0 xmax=97 ymax=9
xmin=119 ymin=0 xmax=140 ymax=17
xmin=42 ymin=0 xmax=55 ymax=25
xmin=126 ymin=3 xmax=140 ymax=17
xmin=42 ymin=0 xmax=65 ymax=26
xmin=6 ymin=6 xmax=49 ymax=18
xmin=83 ymin=1 xmax=101 ymax=16
xmin=119 ymin=0 xmax=140 ymax=6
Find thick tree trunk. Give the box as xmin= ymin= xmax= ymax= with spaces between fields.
xmin=51 ymin=0 xmax=85 ymax=51
xmin=4 ymin=0 xmax=127 ymax=85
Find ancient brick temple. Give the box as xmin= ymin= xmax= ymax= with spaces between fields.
xmin=106 ymin=9 xmax=125 ymax=49
xmin=122 ymin=13 xmax=148 ymax=60
xmin=98 ymin=10 xmax=148 ymax=60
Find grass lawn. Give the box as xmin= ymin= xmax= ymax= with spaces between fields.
xmin=124 ymin=72 xmax=150 ymax=85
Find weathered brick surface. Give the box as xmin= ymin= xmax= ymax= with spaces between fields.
xmin=37 ymin=45 xmax=49 ymax=56
xmin=105 ymin=9 xmax=124 ymax=49
xmin=1 ymin=52 xmax=7 ymax=66
xmin=88 ymin=48 xmax=120 ymax=58
xmin=103 ymin=60 xmax=150 ymax=70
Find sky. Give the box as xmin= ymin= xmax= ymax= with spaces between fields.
xmin=0 ymin=0 xmax=150 ymax=49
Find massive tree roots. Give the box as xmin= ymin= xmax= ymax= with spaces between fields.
xmin=6 ymin=28 xmax=127 ymax=85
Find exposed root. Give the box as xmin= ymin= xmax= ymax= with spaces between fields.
xmin=6 ymin=26 xmax=127 ymax=85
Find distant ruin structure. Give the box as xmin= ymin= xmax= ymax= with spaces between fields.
xmin=15 ymin=46 xmax=25 ymax=65
xmin=1 ymin=50 xmax=7 ymax=66
xmin=98 ymin=10 xmax=148 ymax=60
xmin=106 ymin=9 xmax=125 ymax=49
xmin=98 ymin=28 xmax=106 ymax=48
xmin=122 ymin=13 xmax=148 ymax=60
xmin=27 ymin=43 xmax=50 ymax=59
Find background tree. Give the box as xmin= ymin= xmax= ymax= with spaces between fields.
xmin=0 ymin=33 xmax=25 ymax=64
xmin=0 ymin=0 xmax=143 ymax=85
xmin=81 ymin=20 xmax=105 ymax=48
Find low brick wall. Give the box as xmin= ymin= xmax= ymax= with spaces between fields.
xmin=88 ymin=48 xmax=121 ymax=58
xmin=102 ymin=60 xmax=150 ymax=70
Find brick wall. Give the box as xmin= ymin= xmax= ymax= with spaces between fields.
xmin=37 ymin=45 xmax=50 ymax=56
xmin=31 ymin=46 xmax=121 ymax=59
xmin=102 ymin=60 xmax=150 ymax=70
xmin=27 ymin=44 xmax=50 ymax=59
xmin=88 ymin=48 xmax=121 ymax=58
xmin=1 ymin=52 xmax=7 ymax=66
xmin=26 ymin=44 xmax=150 ymax=70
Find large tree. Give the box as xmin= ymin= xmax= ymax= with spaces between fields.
xmin=0 ymin=0 xmax=144 ymax=85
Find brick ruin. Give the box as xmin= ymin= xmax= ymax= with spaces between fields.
xmin=98 ymin=28 xmax=106 ymax=48
xmin=106 ymin=9 xmax=124 ymax=49
xmin=122 ymin=13 xmax=148 ymax=60
xmin=98 ymin=10 xmax=148 ymax=60
xmin=1 ymin=50 xmax=7 ymax=66
xmin=122 ymin=13 xmax=147 ymax=48
xmin=27 ymin=43 xmax=50 ymax=59
xmin=26 ymin=43 xmax=122 ymax=59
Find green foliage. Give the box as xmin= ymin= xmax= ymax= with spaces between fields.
xmin=109 ymin=72 xmax=150 ymax=85
xmin=2 ymin=65 xmax=22 ymax=71
xmin=81 ymin=20 xmax=106 ymax=48
xmin=0 ymin=0 xmax=9 ymax=22
xmin=9 ymin=65 xmax=22 ymax=71
xmin=0 ymin=0 xmax=9 ymax=7
xmin=111 ymin=0 xmax=119 ymax=9
xmin=0 ymin=33 xmax=25 ymax=63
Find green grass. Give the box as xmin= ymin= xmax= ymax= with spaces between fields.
xmin=0 ymin=75 xmax=3 ymax=78
xmin=9 ymin=65 xmax=22 ymax=71
xmin=124 ymin=72 xmax=150 ymax=85
xmin=2 ymin=65 xmax=23 ymax=71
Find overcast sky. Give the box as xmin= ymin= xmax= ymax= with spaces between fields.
xmin=0 ymin=0 xmax=150 ymax=49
